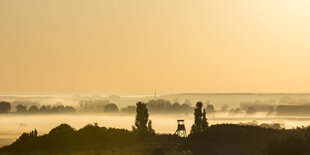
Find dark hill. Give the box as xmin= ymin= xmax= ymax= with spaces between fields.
xmin=2 ymin=124 xmax=310 ymax=155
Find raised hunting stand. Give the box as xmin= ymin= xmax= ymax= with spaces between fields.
xmin=175 ymin=120 xmax=187 ymax=137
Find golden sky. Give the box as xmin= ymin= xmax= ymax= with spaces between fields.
xmin=1 ymin=0 xmax=310 ymax=94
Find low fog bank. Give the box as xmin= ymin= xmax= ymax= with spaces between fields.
xmin=1 ymin=112 xmax=310 ymax=147
xmin=2 ymin=94 xmax=310 ymax=117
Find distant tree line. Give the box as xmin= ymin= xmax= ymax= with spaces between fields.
xmin=146 ymin=99 xmax=193 ymax=114
xmin=29 ymin=105 xmax=75 ymax=114
xmin=78 ymin=99 xmax=120 ymax=113
xmin=79 ymin=99 xmax=110 ymax=112
xmin=79 ymin=99 xmax=195 ymax=114
xmin=121 ymin=99 xmax=194 ymax=114
xmin=0 ymin=101 xmax=75 ymax=114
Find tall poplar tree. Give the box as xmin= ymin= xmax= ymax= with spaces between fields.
xmin=191 ymin=102 xmax=208 ymax=134
xmin=133 ymin=102 xmax=155 ymax=135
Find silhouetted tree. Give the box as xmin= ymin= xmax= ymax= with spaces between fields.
xmin=147 ymin=120 xmax=155 ymax=134
xmin=39 ymin=105 xmax=50 ymax=113
xmin=12 ymin=129 xmax=38 ymax=148
xmin=28 ymin=105 xmax=39 ymax=113
xmin=64 ymin=106 xmax=76 ymax=112
xmin=51 ymin=105 xmax=65 ymax=113
xmin=16 ymin=104 xmax=27 ymax=113
xmin=104 ymin=103 xmax=119 ymax=113
xmin=49 ymin=124 xmax=75 ymax=135
xmin=0 ymin=101 xmax=11 ymax=113
xmin=133 ymin=102 xmax=154 ymax=135
xmin=191 ymin=102 xmax=208 ymax=134
xmin=191 ymin=102 xmax=202 ymax=134
xmin=202 ymin=109 xmax=208 ymax=132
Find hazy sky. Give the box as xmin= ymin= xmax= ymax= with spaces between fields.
xmin=1 ymin=0 xmax=310 ymax=94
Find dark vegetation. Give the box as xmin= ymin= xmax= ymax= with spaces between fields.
xmin=146 ymin=99 xmax=193 ymax=114
xmin=0 ymin=101 xmax=11 ymax=113
xmin=119 ymin=99 xmax=193 ymax=114
xmin=0 ymin=98 xmax=194 ymax=115
xmin=1 ymin=123 xmax=138 ymax=154
xmin=103 ymin=103 xmax=119 ymax=113
xmin=0 ymin=102 xmax=75 ymax=114
xmin=4 ymin=95 xmax=310 ymax=116
xmin=187 ymin=125 xmax=310 ymax=155
xmin=80 ymin=98 xmax=194 ymax=114
xmin=132 ymin=102 xmax=155 ymax=135
xmin=37 ymin=105 xmax=75 ymax=113
xmin=1 ymin=101 xmax=310 ymax=155
xmin=191 ymin=102 xmax=208 ymax=134
xmin=6 ymin=96 xmax=310 ymax=116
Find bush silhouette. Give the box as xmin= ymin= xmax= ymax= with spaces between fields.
xmin=28 ymin=105 xmax=39 ymax=113
xmin=0 ymin=101 xmax=11 ymax=113
xmin=104 ymin=103 xmax=119 ymax=113
xmin=16 ymin=104 xmax=27 ymax=113
xmin=265 ymin=127 xmax=310 ymax=155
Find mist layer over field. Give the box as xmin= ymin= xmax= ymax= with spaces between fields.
xmin=2 ymin=113 xmax=310 ymax=147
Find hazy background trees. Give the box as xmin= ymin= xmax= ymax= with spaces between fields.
xmin=28 ymin=105 xmax=39 ymax=113
xmin=7 ymin=95 xmax=310 ymax=116
xmin=14 ymin=104 xmax=75 ymax=114
xmin=79 ymin=99 xmax=110 ymax=112
xmin=147 ymin=99 xmax=192 ymax=114
xmin=0 ymin=101 xmax=11 ymax=113
xmin=103 ymin=103 xmax=119 ymax=113
xmin=120 ymin=99 xmax=194 ymax=114
xmin=16 ymin=104 xmax=27 ymax=113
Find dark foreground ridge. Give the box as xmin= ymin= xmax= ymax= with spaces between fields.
xmin=2 ymin=124 xmax=310 ymax=155
xmin=1 ymin=102 xmax=310 ymax=155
